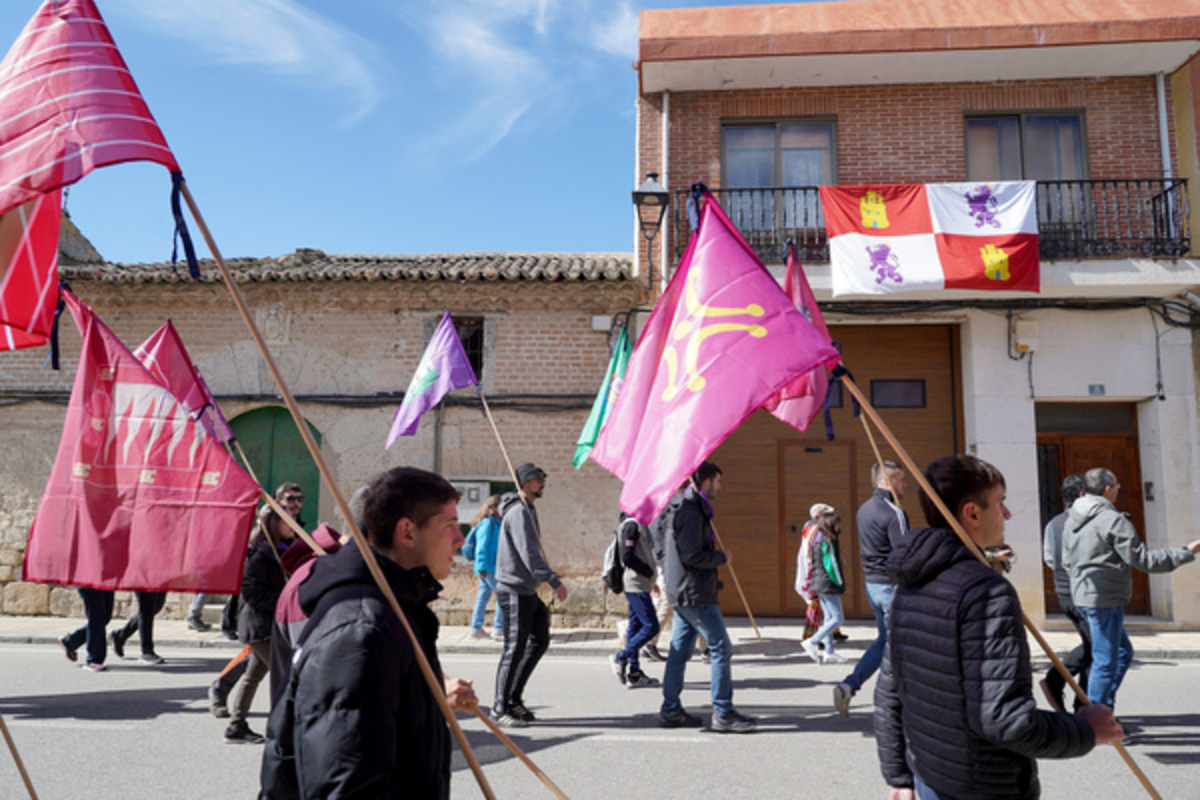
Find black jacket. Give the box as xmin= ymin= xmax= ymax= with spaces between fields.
xmin=857 ymin=488 xmax=908 ymax=584
xmin=238 ymin=540 xmax=287 ymax=644
xmin=664 ymin=487 xmax=726 ymax=607
xmin=874 ymin=527 xmax=1094 ymax=799
xmin=259 ymin=539 xmax=448 ymax=800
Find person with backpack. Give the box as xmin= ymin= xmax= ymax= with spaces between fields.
xmin=609 ymin=512 xmax=660 ymax=688
xmin=801 ymin=504 xmax=848 ymax=665
xmin=464 ymin=495 xmax=504 ymax=640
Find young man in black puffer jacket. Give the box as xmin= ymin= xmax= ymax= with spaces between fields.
xmin=874 ymin=455 xmax=1122 ymax=799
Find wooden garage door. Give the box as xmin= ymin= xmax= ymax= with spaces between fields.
xmin=709 ymin=323 xmax=961 ymax=618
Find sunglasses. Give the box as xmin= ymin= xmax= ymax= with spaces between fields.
xmin=283 ymin=495 xmax=304 ymax=503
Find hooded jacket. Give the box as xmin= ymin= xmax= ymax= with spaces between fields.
xmin=664 ymin=486 xmax=726 ymax=607
xmin=874 ymin=527 xmax=1094 ymax=799
xmin=1062 ymin=493 xmax=1194 ymax=609
xmin=494 ymin=492 xmax=561 ymax=595
xmin=238 ymin=538 xmax=289 ymax=644
xmin=259 ymin=539 xmax=448 ymax=800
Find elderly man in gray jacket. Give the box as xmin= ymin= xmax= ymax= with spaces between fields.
xmin=491 ymin=462 xmax=568 ymax=728
xmin=1062 ymin=467 xmax=1200 ymax=710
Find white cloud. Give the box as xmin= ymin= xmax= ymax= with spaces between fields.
xmin=106 ymin=0 xmax=383 ymax=125
xmin=588 ymin=1 xmax=639 ymax=59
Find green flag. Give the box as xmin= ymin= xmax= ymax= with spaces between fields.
xmin=572 ymin=326 xmax=632 ymax=469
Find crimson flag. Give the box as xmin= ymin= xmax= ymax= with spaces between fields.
xmin=135 ymin=321 xmax=235 ymax=444
xmin=0 ymin=188 xmax=59 ymax=350
xmin=762 ymin=243 xmax=833 ymax=433
xmin=23 ymin=290 xmax=258 ymax=593
xmin=0 ymin=0 xmax=179 ymax=217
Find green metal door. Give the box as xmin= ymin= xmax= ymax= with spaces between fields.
xmin=229 ymin=406 xmax=322 ymax=531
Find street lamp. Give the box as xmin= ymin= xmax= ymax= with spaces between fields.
xmin=632 ymin=171 xmax=669 ymax=286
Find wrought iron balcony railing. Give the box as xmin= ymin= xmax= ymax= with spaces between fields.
xmin=670 ymin=179 xmax=1191 ymax=265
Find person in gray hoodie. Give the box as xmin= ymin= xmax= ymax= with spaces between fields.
xmin=491 ymin=462 xmax=568 ymax=728
xmin=1061 ymin=467 xmax=1200 ymax=709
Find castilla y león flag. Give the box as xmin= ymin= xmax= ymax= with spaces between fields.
xmin=23 ymin=290 xmax=258 ymax=593
xmin=135 ymin=320 xmax=235 ymax=445
xmin=821 ymin=181 xmax=1039 ymax=297
xmin=590 ymin=192 xmax=841 ymax=524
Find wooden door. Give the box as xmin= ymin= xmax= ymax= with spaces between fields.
xmin=709 ymin=323 xmax=961 ymax=618
xmin=229 ymin=406 xmax=322 ymax=531
xmin=1038 ymin=429 xmax=1147 ymax=614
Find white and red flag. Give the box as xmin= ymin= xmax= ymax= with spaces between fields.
xmin=822 ymin=181 xmax=1039 ymax=297
xmin=762 ymin=242 xmax=833 ymax=434
xmin=0 ymin=0 xmax=180 ymax=215
xmin=135 ymin=321 xmax=235 ymax=444
xmin=23 ymin=290 xmax=258 ymax=593
xmin=0 ymin=188 xmax=60 ymax=351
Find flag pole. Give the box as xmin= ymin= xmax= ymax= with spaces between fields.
xmin=0 ymin=714 xmax=36 ymax=799
xmin=688 ymin=478 xmax=763 ymax=643
xmin=230 ymin=440 xmax=327 ymax=556
xmin=839 ymin=374 xmax=1161 ymax=800
xmin=178 ymin=181 xmax=497 ymax=800
xmin=858 ymin=415 xmax=899 ymax=506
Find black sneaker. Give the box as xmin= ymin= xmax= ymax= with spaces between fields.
xmin=224 ymin=720 xmax=264 ymax=744
xmin=609 ymin=653 xmax=628 ymax=685
xmin=832 ymin=630 xmax=849 ymax=643
xmin=110 ymin=630 xmax=126 ymax=659
xmin=186 ymin=617 xmax=212 ymax=632
xmin=508 ymin=702 xmax=537 ymax=723
xmin=489 ymin=706 xmax=529 ymax=728
xmin=209 ymin=682 xmax=229 ymax=718
xmin=138 ymin=652 xmax=165 ymax=665
xmin=711 ymin=710 xmax=757 ymax=733
xmin=659 ymin=708 xmax=702 ymax=728
xmin=641 ymin=644 xmax=666 ymax=663
xmin=626 ymin=671 xmax=659 ymax=688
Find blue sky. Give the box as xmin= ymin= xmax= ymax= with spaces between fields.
xmin=0 ymin=0 xmax=786 ymax=265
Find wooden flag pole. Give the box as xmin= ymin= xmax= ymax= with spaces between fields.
xmin=858 ymin=415 xmax=899 ymax=506
xmin=0 ymin=714 xmax=36 ymax=799
xmin=230 ymin=440 xmax=327 ymax=556
xmin=688 ymin=478 xmax=763 ymax=643
xmin=179 ymin=181 xmax=498 ymax=800
xmin=474 ymin=709 xmax=569 ymax=800
xmin=840 ymin=374 xmax=1161 ymax=800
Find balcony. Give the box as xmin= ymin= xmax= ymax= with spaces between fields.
xmin=670 ymin=179 xmax=1191 ymax=266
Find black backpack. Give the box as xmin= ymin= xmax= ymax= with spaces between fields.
xmin=602 ymin=519 xmax=635 ymax=594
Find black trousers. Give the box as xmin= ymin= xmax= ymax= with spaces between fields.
xmin=1045 ymin=596 xmax=1092 ymax=708
xmin=493 ymin=589 xmax=550 ymax=711
xmin=115 ymin=591 xmax=167 ymax=655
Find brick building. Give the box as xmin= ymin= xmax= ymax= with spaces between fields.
xmin=635 ymin=0 xmax=1200 ymax=627
xmin=0 ymin=243 xmax=640 ymax=625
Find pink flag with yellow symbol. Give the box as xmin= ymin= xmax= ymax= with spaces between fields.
xmin=590 ymin=193 xmax=842 ymax=523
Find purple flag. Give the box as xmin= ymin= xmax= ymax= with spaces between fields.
xmin=386 ymin=311 xmax=478 ymax=448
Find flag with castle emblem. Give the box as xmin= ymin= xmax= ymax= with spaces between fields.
xmin=590 ymin=192 xmax=841 ymax=524
xmin=821 ymin=181 xmax=1039 ymax=296
xmin=23 ymin=290 xmax=259 ymax=593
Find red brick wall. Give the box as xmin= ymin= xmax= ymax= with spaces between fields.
xmin=638 ymin=76 xmax=1179 ymax=259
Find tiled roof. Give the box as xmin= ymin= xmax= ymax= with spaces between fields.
xmin=60 ymin=249 xmax=634 ymax=283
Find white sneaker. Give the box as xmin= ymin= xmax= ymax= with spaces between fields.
xmin=469 ymin=629 xmax=490 ymax=640
xmin=823 ymin=651 xmax=848 ymax=665
xmin=801 ymin=639 xmax=821 ymax=663
xmin=833 ymin=683 xmax=853 ymax=717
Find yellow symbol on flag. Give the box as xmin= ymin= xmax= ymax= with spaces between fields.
xmin=138 ymin=469 xmax=157 ymax=484
xmin=661 ymin=268 xmax=767 ymax=402
xmin=202 ymin=471 xmax=221 ymax=487
xmin=980 ymin=244 xmax=1011 ymax=281
xmin=73 ymin=463 xmax=91 ymax=478
xmin=860 ymin=191 xmax=890 ymax=229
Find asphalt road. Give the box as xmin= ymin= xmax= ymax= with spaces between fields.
xmin=0 ymin=643 xmax=1196 ymax=799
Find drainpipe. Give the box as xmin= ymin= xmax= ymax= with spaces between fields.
xmin=660 ymin=90 xmax=671 ymax=289
xmin=1156 ymin=72 xmax=1173 ymax=180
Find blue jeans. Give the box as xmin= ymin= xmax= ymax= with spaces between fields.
xmin=810 ymin=593 xmax=844 ymax=650
xmin=617 ymin=592 xmax=660 ymax=671
xmin=1082 ymin=605 xmax=1133 ymax=708
xmin=844 ymin=582 xmax=895 ymax=693
xmin=471 ymin=572 xmax=504 ymax=632
xmin=660 ymin=604 xmax=733 ymax=717
xmin=915 ymin=774 xmax=960 ymax=800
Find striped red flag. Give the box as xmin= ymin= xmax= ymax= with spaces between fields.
xmin=0 ymin=0 xmax=179 ymax=217
xmin=0 ymin=188 xmax=59 ymax=351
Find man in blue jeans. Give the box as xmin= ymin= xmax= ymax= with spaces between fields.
xmin=834 ymin=459 xmax=908 ymax=717
xmin=1062 ymin=467 xmax=1200 ymax=710
xmin=658 ymin=462 xmax=756 ymax=733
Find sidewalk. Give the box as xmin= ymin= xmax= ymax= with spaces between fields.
xmin=6 ymin=614 xmax=1200 ymax=660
